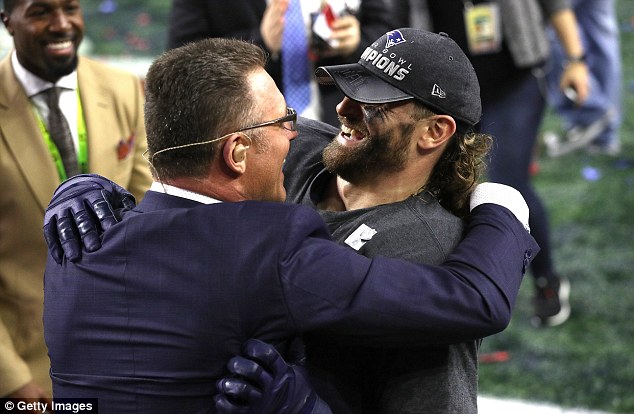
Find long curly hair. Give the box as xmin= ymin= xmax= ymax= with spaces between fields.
xmin=414 ymin=105 xmax=492 ymax=218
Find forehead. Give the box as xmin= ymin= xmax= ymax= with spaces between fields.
xmin=248 ymin=68 xmax=286 ymax=112
xmin=12 ymin=0 xmax=79 ymax=10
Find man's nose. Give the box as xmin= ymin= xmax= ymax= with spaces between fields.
xmin=49 ymin=10 xmax=73 ymax=32
xmin=336 ymin=96 xmax=364 ymax=120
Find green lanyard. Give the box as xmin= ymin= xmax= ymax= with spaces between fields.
xmin=35 ymin=88 xmax=88 ymax=181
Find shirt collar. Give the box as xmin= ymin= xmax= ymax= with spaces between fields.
xmin=11 ymin=50 xmax=77 ymax=98
xmin=150 ymin=181 xmax=222 ymax=205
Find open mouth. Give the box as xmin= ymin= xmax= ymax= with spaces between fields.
xmin=338 ymin=124 xmax=366 ymax=145
xmin=45 ymin=40 xmax=74 ymax=55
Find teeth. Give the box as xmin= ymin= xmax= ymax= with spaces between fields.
xmin=48 ymin=41 xmax=72 ymax=50
xmin=341 ymin=125 xmax=354 ymax=136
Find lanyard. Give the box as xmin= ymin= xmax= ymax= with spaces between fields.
xmin=35 ymin=88 xmax=88 ymax=181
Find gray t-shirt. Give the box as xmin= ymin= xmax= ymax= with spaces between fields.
xmin=283 ymin=117 xmax=479 ymax=414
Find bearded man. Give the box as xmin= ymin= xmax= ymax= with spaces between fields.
xmin=279 ymin=28 xmax=494 ymax=414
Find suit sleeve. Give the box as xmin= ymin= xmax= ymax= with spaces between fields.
xmin=311 ymin=396 xmax=334 ymax=414
xmin=167 ymin=0 xmax=267 ymax=49
xmin=358 ymin=0 xmax=393 ymax=55
xmin=167 ymin=0 xmax=213 ymax=49
xmin=279 ymin=203 xmax=538 ymax=346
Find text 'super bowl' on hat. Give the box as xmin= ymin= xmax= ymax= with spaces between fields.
xmin=315 ymin=28 xmax=482 ymax=127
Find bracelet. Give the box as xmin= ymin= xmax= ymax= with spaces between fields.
xmin=564 ymin=53 xmax=586 ymax=66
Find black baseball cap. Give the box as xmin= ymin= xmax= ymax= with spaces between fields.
xmin=315 ymin=28 xmax=481 ymax=127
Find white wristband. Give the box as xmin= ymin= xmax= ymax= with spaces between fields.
xmin=470 ymin=183 xmax=530 ymax=232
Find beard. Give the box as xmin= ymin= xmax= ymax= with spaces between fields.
xmin=322 ymin=122 xmax=413 ymax=184
xmin=44 ymin=54 xmax=79 ymax=80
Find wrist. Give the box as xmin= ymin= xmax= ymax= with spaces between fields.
xmin=563 ymin=53 xmax=586 ymax=68
xmin=298 ymin=392 xmax=318 ymax=414
xmin=470 ymin=183 xmax=530 ymax=232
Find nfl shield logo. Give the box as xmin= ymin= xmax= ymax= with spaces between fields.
xmin=385 ymin=30 xmax=406 ymax=48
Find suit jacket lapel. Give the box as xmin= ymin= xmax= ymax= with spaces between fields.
xmin=77 ymin=59 xmax=120 ymax=177
xmin=0 ymin=54 xmax=60 ymax=211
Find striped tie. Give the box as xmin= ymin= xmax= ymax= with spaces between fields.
xmin=43 ymin=87 xmax=79 ymax=177
xmin=282 ymin=0 xmax=312 ymax=113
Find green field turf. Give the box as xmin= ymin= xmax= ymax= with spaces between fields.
xmin=478 ymin=2 xmax=634 ymax=412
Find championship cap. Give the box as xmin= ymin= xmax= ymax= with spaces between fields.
xmin=315 ymin=28 xmax=481 ymax=127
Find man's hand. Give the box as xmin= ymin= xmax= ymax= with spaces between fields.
xmin=261 ymin=0 xmax=289 ymax=54
xmin=43 ymin=174 xmax=136 ymax=264
xmin=214 ymin=339 xmax=322 ymax=414
xmin=6 ymin=381 xmax=52 ymax=414
xmin=560 ymin=61 xmax=589 ymax=105
xmin=323 ymin=14 xmax=361 ymax=58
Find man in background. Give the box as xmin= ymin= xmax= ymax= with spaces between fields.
xmin=546 ymin=0 xmax=621 ymax=155
xmin=167 ymin=0 xmax=391 ymax=126
xmin=0 ymin=0 xmax=151 ymax=406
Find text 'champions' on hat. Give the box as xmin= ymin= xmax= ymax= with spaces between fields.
xmin=315 ymin=28 xmax=482 ymax=127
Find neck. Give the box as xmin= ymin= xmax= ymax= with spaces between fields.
xmin=162 ymin=175 xmax=246 ymax=203
xmin=318 ymin=168 xmax=430 ymax=211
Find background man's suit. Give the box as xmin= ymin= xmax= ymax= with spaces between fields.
xmin=0 ymin=53 xmax=152 ymax=395
xmin=167 ymin=0 xmax=391 ymax=125
xmin=44 ymin=188 xmax=537 ymax=413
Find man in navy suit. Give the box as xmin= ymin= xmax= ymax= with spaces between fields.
xmin=43 ymin=37 xmax=537 ymax=413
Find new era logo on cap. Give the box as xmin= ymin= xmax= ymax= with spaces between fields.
xmin=432 ymin=84 xmax=446 ymax=99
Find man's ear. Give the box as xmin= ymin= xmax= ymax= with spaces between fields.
xmin=419 ymin=115 xmax=457 ymax=150
xmin=1 ymin=13 xmax=12 ymax=33
xmin=222 ymin=133 xmax=251 ymax=174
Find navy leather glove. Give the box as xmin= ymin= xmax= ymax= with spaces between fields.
xmin=215 ymin=339 xmax=330 ymax=414
xmin=43 ymin=174 xmax=136 ymax=264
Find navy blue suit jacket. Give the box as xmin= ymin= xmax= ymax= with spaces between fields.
xmin=44 ymin=191 xmax=537 ymax=413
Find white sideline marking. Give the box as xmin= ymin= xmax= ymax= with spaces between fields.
xmin=478 ymin=396 xmax=611 ymax=413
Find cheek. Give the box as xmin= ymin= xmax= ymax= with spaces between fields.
xmin=276 ymin=142 xmax=290 ymax=170
xmin=73 ymin=19 xmax=85 ymax=34
xmin=274 ymin=147 xmax=289 ymax=187
xmin=272 ymin=155 xmax=286 ymax=179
